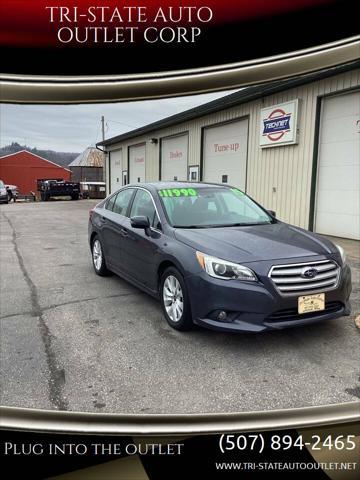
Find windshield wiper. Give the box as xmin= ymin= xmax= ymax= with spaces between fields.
xmin=173 ymin=225 xmax=207 ymax=229
xmin=224 ymin=222 xmax=272 ymax=227
xmin=173 ymin=223 xmax=247 ymax=228
xmin=173 ymin=222 xmax=272 ymax=228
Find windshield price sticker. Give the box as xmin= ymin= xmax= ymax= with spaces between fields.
xmin=230 ymin=188 xmax=244 ymax=196
xmin=158 ymin=188 xmax=197 ymax=197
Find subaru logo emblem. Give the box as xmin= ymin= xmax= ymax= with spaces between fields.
xmin=301 ymin=267 xmax=318 ymax=279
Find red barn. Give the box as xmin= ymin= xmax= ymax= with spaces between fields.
xmin=0 ymin=150 xmax=71 ymax=197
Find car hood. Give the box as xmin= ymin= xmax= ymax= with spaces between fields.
xmin=174 ymin=222 xmax=338 ymax=263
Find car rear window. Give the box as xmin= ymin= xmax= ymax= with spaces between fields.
xmin=105 ymin=194 xmax=116 ymax=211
xmin=112 ymin=188 xmax=134 ymax=216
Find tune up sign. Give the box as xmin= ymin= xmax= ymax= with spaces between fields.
xmin=260 ymin=100 xmax=299 ymax=147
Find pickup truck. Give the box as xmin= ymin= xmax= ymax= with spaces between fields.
xmin=37 ymin=178 xmax=80 ymax=201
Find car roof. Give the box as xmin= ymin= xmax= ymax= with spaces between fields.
xmin=126 ymin=181 xmax=233 ymax=190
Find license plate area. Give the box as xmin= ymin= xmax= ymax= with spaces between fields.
xmin=298 ymin=293 xmax=325 ymax=314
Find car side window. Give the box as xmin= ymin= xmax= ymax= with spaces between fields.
xmin=112 ymin=189 xmax=134 ymax=216
xmin=105 ymin=194 xmax=116 ymax=211
xmin=130 ymin=189 xmax=160 ymax=229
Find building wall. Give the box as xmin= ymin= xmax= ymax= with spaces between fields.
xmin=0 ymin=151 xmax=71 ymax=196
xmin=106 ymin=68 xmax=360 ymax=229
xmin=70 ymin=166 xmax=104 ymax=183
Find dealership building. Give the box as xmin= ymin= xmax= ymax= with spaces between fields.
xmin=97 ymin=62 xmax=360 ymax=240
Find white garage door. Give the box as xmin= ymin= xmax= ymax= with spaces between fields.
xmin=203 ymin=119 xmax=248 ymax=190
xmin=129 ymin=144 xmax=146 ymax=183
xmin=315 ymin=91 xmax=360 ymax=240
xmin=110 ymin=149 xmax=123 ymax=193
xmin=161 ymin=134 xmax=188 ymax=181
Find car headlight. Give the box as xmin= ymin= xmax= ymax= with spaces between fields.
xmin=196 ymin=251 xmax=257 ymax=281
xmin=335 ymin=244 xmax=346 ymax=265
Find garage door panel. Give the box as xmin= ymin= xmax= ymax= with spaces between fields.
xmin=316 ymin=188 xmax=359 ymax=214
xmin=161 ymin=134 xmax=188 ymax=181
xmin=203 ymin=119 xmax=248 ymax=190
xmin=319 ymin=141 xmax=359 ymax=167
xmin=322 ymin=92 xmax=360 ymax=118
xmin=315 ymin=90 xmax=360 ymax=239
xmin=129 ymin=144 xmax=145 ymax=183
xmin=205 ymin=130 xmax=248 ymax=144
xmin=317 ymin=165 xmax=359 ymax=190
xmin=316 ymin=212 xmax=359 ymax=240
xmin=110 ymin=149 xmax=123 ymax=192
xmin=205 ymin=168 xmax=246 ymax=182
xmin=321 ymin=114 xmax=359 ymax=143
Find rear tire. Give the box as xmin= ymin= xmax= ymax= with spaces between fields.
xmin=91 ymin=236 xmax=111 ymax=276
xmin=160 ymin=267 xmax=193 ymax=331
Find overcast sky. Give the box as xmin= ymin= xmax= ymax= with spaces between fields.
xmin=0 ymin=89 xmax=238 ymax=153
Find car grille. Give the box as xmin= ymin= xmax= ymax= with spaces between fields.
xmin=267 ymin=302 xmax=343 ymax=322
xmin=269 ymin=260 xmax=340 ymax=294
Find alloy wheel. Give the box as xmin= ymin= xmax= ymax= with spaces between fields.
xmin=163 ymin=275 xmax=184 ymax=322
xmin=92 ymin=239 xmax=102 ymax=271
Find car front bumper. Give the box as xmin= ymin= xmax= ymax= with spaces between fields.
xmin=186 ymin=263 xmax=352 ymax=333
xmin=0 ymin=194 xmax=8 ymax=202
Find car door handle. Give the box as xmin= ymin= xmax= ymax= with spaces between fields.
xmin=120 ymin=228 xmax=128 ymax=236
xmin=100 ymin=216 xmax=106 ymax=223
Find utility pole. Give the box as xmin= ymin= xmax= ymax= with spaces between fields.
xmin=101 ymin=115 xmax=105 ymax=142
xmin=101 ymin=115 xmax=106 ymax=188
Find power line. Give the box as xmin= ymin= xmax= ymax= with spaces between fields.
xmin=106 ymin=118 xmax=139 ymax=129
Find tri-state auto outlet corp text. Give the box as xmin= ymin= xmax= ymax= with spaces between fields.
xmin=46 ymin=6 xmax=214 ymax=44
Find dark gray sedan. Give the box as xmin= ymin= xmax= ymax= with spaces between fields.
xmin=88 ymin=182 xmax=351 ymax=332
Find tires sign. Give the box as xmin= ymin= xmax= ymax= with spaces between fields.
xmin=260 ymin=100 xmax=299 ymax=147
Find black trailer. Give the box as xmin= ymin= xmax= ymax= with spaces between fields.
xmin=37 ymin=178 xmax=80 ymax=201
xmin=79 ymin=181 xmax=106 ymax=199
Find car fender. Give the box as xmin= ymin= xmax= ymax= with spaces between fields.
xmin=156 ymin=239 xmax=202 ymax=280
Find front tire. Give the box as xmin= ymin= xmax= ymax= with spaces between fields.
xmin=92 ymin=236 xmax=111 ymax=276
xmin=160 ymin=267 xmax=193 ymax=331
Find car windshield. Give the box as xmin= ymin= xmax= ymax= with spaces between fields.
xmin=0 ymin=180 xmax=5 ymax=188
xmin=158 ymin=186 xmax=273 ymax=228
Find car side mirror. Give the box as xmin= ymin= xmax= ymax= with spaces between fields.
xmin=131 ymin=215 xmax=151 ymax=235
xmin=267 ymin=210 xmax=276 ymax=218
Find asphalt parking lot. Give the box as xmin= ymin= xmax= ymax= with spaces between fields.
xmin=0 ymin=200 xmax=359 ymax=414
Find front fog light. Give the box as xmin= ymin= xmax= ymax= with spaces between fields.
xmin=217 ymin=311 xmax=227 ymax=321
